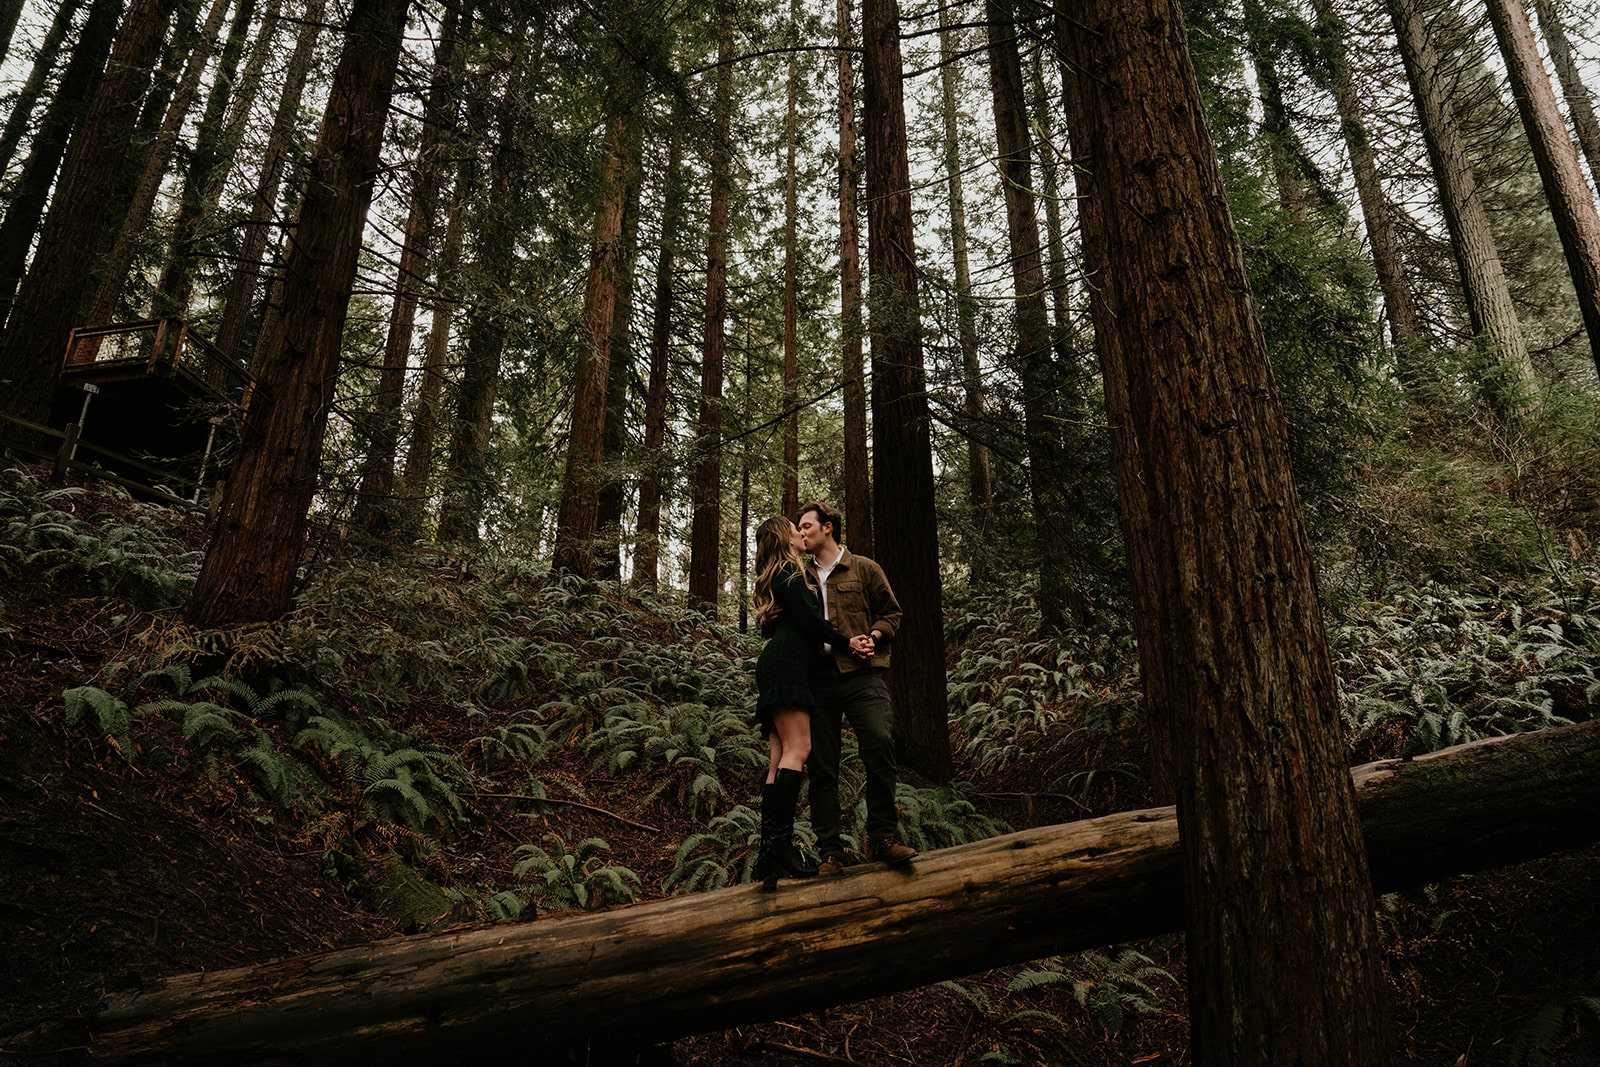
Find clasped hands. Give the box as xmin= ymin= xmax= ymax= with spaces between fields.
xmin=848 ymin=633 xmax=876 ymax=659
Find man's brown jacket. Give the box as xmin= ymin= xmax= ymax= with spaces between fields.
xmin=811 ymin=548 xmax=902 ymax=674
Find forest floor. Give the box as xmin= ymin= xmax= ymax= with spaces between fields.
xmin=2 ymin=473 xmax=1598 ymax=1065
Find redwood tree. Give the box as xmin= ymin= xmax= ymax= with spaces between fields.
xmin=634 ymin=126 xmax=684 ymax=591
xmin=0 ymin=0 xmax=162 ymax=423
xmin=861 ymin=0 xmax=951 ymax=783
xmin=213 ymin=0 xmax=325 ymax=361
xmin=188 ymin=0 xmax=411 ymax=626
xmin=687 ymin=2 xmax=734 ymax=613
xmin=936 ymin=4 xmax=991 ymax=577
xmin=1386 ymin=0 xmax=1534 ymax=406
xmin=836 ymin=0 xmax=872 ymax=557
xmin=553 ymin=107 xmax=636 ymax=574
xmin=353 ymin=3 xmax=462 ymax=537
xmin=986 ymin=0 xmax=1083 ymax=630
xmin=1484 ymin=0 xmax=1600 ymax=379
xmin=1057 ymin=0 xmax=1396 ymax=1060
xmin=0 ymin=0 xmax=87 ymax=184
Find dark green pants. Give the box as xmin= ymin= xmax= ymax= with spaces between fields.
xmin=807 ymin=663 xmax=898 ymax=858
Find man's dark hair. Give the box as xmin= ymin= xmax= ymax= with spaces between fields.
xmin=798 ymin=500 xmax=843 ymax=543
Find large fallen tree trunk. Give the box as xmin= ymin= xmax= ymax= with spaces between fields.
xmin=88 ymin=721 xmax=1600 ymax=1062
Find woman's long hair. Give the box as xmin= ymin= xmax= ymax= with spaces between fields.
xmin=753 ymin=516 xmax=808 ymax=628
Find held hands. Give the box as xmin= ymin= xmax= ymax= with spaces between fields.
xmin=849 ymin=633 xmax=876 ymax=659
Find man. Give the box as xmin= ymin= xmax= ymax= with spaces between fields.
xmin=796 ymin=500 xmax=917 ymax=873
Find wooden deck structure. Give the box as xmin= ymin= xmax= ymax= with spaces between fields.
xmin=1 ymin=318 xmax=255 ymax=502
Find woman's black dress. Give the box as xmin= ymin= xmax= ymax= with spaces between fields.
xmin=755 ymin=562 xmax=852 ymax=735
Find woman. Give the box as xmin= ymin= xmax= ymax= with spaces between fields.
xmin=751 ymin=516 xmax=857 ymax=889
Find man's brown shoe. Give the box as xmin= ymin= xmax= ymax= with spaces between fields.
xmin=817 ymin=855 xmax=848 ymax=877
xmin=872 ymin=838 xmax=917 ymax=865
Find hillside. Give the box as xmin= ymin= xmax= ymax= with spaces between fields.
xmin=2 ymin=461 xmax=1598 ymax=1065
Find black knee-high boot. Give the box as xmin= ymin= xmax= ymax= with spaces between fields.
xmin=757 ymin=769 xmax=817 ymax=890
xmin=755 ymin=783 xmax=779 ymax=889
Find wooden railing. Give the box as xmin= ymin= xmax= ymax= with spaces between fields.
xmin=0 ymin=412 xmax=210 ymax=510
xmin=62 ymin=318 xmax=254 ymax=411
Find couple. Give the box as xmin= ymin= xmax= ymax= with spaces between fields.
xmin=751 ymin=500 xmax=917 ymax=890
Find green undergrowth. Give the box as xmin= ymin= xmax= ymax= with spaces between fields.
xmin=10 ymin=458 xmax=1600 ymax=1053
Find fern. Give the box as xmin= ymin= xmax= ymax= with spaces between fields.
xmin=62 ymin=686 xmax=134 ymax=760
xmin=1008 ymin=948 xmax=1177 ymax=1036
xmin=1505 ymin=990 xmax=1600 ymax=1067
xmin=514 ymin=832 xmax=640 ymax=912
xmin=663 ymin=805 xmax=762 ymax=893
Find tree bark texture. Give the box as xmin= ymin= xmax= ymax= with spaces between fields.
xmin=986 ymin=0 xmax=1084 ymax=632
xmin=152 ymin=0 xmax=265 ymax=319
xmin=688 ymin=5 xmax=733 ymax=613
xmin=0 ymin=0 xmax=87 ymax=187
xmin=781 ymin=0 xmax=801 ymax=521
xmin=1531 ymin=0 xmax=1600 ymax=197
xmin=633 ymin=128 xmax=683 ymax=591
xmin=1027 ymin=45 xmax=1075 ymax=366
xmin=1242 ymin=0 xmax=1313 ymax=222
xmin=436 ymin=51 xmax=534 ymax=546
xmin=186 ymin=0 xmax=409 ymax=627
xmin=1386 ymin=0 xmax=1534 ymax=400
xmin=0 ymin=0 xmax=23 ymax=64
xmin=398 ymin=177 xmax=467 ymax=537
xmin=0 ymin=0 xmax=158 ymax=424
xmin=1483 ymin=0 xmax=1600 ymax=382
xmin=553 ymin=109 xmax=634 ymax=574
xmin=116 ymin=0 xmax=200 ymax=227
xmin=353 ymin=3 xmax=461 ymax=538
xmin=595 ymin=127 xmax=645 ymax=582
xmin=937 ymin=7 xmax=993 ymax=579
xmin=836 ymin=0 xmax=872 ymax=558
xmin=862 ymin=0 xmax=952 ymax=784
xmin=87 ymin=0 xmax=231 ymax=327
xmin=1310 ymin=0 xmax=1425 ymax=363
xmin=213 ymin=0 xmax=324 ymax=361
xmin=87 ymin=722 xmax=1600 ymax=1062
xmin=1057 ymin=0 xmax=1396 ymax=1061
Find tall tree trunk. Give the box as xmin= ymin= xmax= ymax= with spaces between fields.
xmin=1484 ymin=0 xmax=1600 ymax=381
xmin=552 ymin=108 xmax=634 ymax=573
xmin=986 ymin=0 xmax=1084 ymax=631
xmin=1056 ymin=0 xmax=1397 ymax=1060
xmin=633 ymin=129 xmax=683 ymax=591
xmin=187 ymin=0 xmax=411 ymax=627
xmin=1386 ymin=0 xmax=1535 ymax=409
xmin=352 ymin=3 xmax=460 ymax=538
xmin=0 ymin=0 xmax=23 ymax=64
xmin=937 ymin=6 xmax=993 ymax=581
xmin=152 ymin=0 xmax=262 ymax=319
xmin=0 ymin=0 xmax=173 ymax=425
xmin=836 ymin=0 xmax=872 ymax=557
xmin=398 ymin=173 xmax=466 ymax=537
xmin=1310 ymin=0 xmax=1426 ymax=370
xmin=436 ymin=60 xmax=530 ymax=546
xmin=1242 ymin=0 xmax=1312 ymax=222
xmin=0 ymin=0 xmax=86 ymax=182
xmin=1026 ymin=44 xmax=1075 ymax=365
xmin=1530 ymin=0 xmax=1600 ymax=196
xmin=688 ymin=4 xmax=733 ymax=613
xmin=86 ymin=0 xmax=231 ymax=326
xmin=118 ymin=0 xmax=200 ymax=216
xmin=861 ymin=0 xmax=952 ymax=783
xmin=780 ymin=0 xmax=801 ymax=521
xmin=595 ymin=124 xmax=644 ymax=582
xmin=212 ymin=0 xmax=323 ymax=361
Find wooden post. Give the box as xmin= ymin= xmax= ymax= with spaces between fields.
xmin=51 ymin=422 xmax=79 ymax=483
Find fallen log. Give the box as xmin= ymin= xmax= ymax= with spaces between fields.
xmin=87 ymin=720 xmax=1600 ymax=1062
